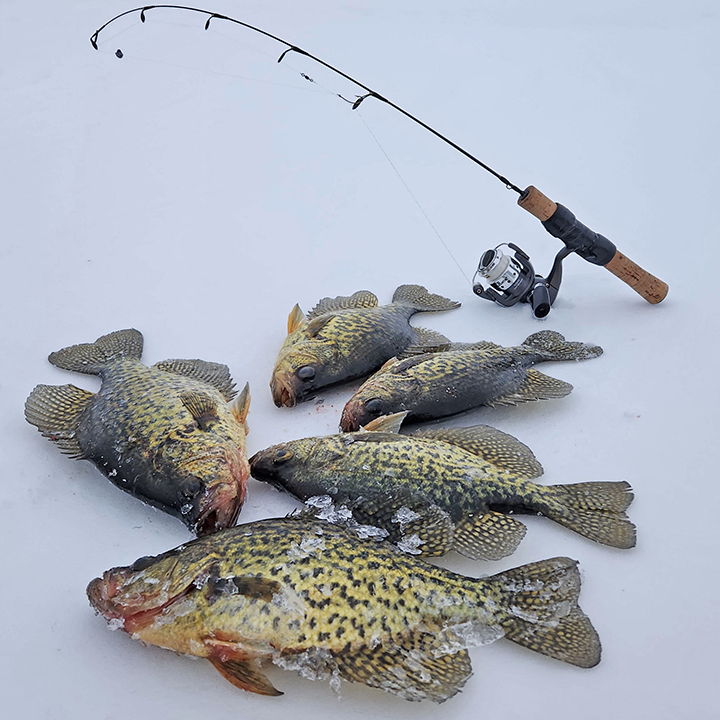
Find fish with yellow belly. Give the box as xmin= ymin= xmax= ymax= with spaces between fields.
xmin=87 ymin=514 xmax=602 ymax=702
xmin=25 ymin=329 xmax=251 ymax=535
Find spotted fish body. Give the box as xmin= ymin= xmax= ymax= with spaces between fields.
xmin=87 ymin=515 xmax=601 ymax=702
xmin=340 ymin=331 xmax=604 ymax=431
xmin=270 ymin=285 xmax=460 ymax=407
xmin=24 ymin=329 xmax=251 ymax=536
xmin=250 ymin=414 xmax=636 ymax=559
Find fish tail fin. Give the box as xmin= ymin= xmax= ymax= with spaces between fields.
xmin=521 ymin=330 xmax=603 ymax=362
xmin=49 ymin=329 xmax=144 ymax=375
xmin=540 ymin=481 xmax=636 ymax=549
xmin=392 ymin=284 xmax=461 ymax=313
xmin=24 ymin=383 xmax=95 ymax=457
xmin=486 ymin=556 xmax=601 ymax=668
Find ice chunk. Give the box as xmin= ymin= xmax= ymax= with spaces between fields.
xmin=433 ymin=620 xmax=504 ymax=656
xmin=273 ymin=648 xmax=342 ymax=696
xmin=289 ymin=534 xmax=326 ymax=559
xmin=396 ymin=533 xmax=425 ymax=555
xmin=391 ymin=507 xmax=422 ymax=528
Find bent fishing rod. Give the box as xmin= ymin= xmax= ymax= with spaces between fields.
xmin=91 ymin=5 xmax=668 ymax=311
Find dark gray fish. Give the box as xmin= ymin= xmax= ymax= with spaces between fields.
xmin=25 ymin=329 xmax=251 ymax=535
xmin=270 ymin=285 xmax=460 ymax=407
xmin=340 ymin=330 xmax=603 ymax=431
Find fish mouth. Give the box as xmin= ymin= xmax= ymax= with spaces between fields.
xmin=194 ymin=481 xmax=244 ymax=536
xmin=87 ymin=571 xmax=192 ymax=634
xmin=270 ymin=375 xmax=297 ymax=408
xmin=339 ymin=403 xmax=361 ymax=432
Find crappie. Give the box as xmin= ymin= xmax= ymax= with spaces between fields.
xmin=87 ymin=515 xmax=601 ymax=702
xmin=25 ymin=329 xmax=251 ymax=536
xmin=340 ymin=331 xmax=603 ymax=431
xmin=250 ymin=413 xmax=635 ymax=559
xmin=270 ymin=285 xmax=460 ymax=407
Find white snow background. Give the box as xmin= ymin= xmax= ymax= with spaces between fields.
xmin=2 ymin=1 xmax=718 ymax=717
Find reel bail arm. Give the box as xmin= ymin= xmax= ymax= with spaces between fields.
xmin=518 ymin=186 xmax=668 ymax=304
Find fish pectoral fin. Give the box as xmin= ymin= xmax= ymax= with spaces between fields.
xmin=453 ymin=512 xmax=527 ymax=561
xmin=411 ymin=425 xmax=544 ymax=479
xmin=334 ymin=634 xmax=472 ymax=702
xmin=307 ymin=290 xmax=379 ymax=318
xmin=24 ymin=383 xmax=94 ymax=458
xmin=360 ymin=411 xmax=408 ymax=433
xmin=229 ymin=383 xmax=251 ymax=429
xmin=154 ymin=359 xmax=237 ymax=401
xmin=305 ymin=314 xmax=335 ymax=338
xmin=400 ymin=327 xmax=451 ymax=357
xmin=493 ymin=369 xmax=573 ymax=405
xmin=180 ymin=390 xmax=220 ymax=430
xmin=208 ymin=656 xmax=283 ymax=696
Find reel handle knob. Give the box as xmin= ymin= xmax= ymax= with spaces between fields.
xmin=518 ymin=186 xmax=668 ymax=304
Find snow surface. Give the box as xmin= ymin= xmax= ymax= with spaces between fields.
xmin=2 ymin=0 xmax=719 ymax=717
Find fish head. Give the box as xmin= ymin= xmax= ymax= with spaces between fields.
xmin=340 ymin=395 xmax=393 ymax=432
xmin=270 ymin=313 xmax=341 ymax=407
xmin=340 ymin=367 xmax=404 ymax=431
xmin=175 ymin=445 xmax=250 ymax=536
xmin=249 ymin=438 xmax=335 ymax=498
xmin=86 ymin=541 xmax=216 ymax=642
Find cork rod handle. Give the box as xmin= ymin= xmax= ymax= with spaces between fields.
xmin=518 ymin=186 xmax=668 ymax=304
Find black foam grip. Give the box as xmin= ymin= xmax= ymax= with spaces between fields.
xmin=542 ymin=204 xmax=617 ymax=266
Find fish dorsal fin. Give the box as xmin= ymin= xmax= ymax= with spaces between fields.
xmin=453 ymin=511 xmax=527 ymax=560
xmin=390 ymin=353 xmax=437 ymax=374
xmin=230 ymin=383 xmax=251 ymax=430
xmin=154 ymin=359 xmax=237 ymax=401
xmin=412 ymin=425 xmax=544 ymax=478
xmin=49 ymin=328 xmax=144 ymax=375
xmin=307 ymin=290 xmax=378 ymax=319
xmin=181 ymin=390 xmax=220 ymax=430
xmin=391 ymin=284 xmax=461 ymax=313
xmin=334 ymin=633 xmax=472 ymax=702
xmin=399 ymin=327 xmax=451 ymax=357
xmin=360 ymin=411 xmax=408 ymax=433
xmin=209 ymin=656 xmax=283 ymax=696
xmin=287 ymin=304 xmax=305 ymax=334
xmin=491 ymin=369 xmax=572 ymax=406
xmin=305 ymin=314 xmax=335 ymax=338
xmin=24 ymin=383 xmax=94 ymax=458
xmin=447 ymin=340 xmax=503 ymax=352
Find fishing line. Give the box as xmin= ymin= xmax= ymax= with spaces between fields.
xmin=356 ymin=112 xmax=471 ymax=284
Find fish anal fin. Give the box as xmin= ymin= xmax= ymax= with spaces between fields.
xmin=209 ymin=656 xmax=283 ymax=696
xmin=181 ymin=390 xmax=220 ymax=430
xmin=24 ymin=383 xmax=94 ymax=458
xmin=48 ymin=329 xmax=143 ymax=375
xmin=334 ymin=634 xmax=472 ymax=702
xmin=497 ymin=369 xmax=573 ymax=403
xmin=453 ymin=511 xmax=527 ymax=561
xmin=361 ymin=411 xmax=408 ymax=433
xmin=308 ymin=290 xmax=379 ymax=318
xmin=412 ymin=425 xmax=544 ymax=479
xmin=154 ymin=359 xmax=237 ymax=401
xmin=229 ymin=383 xmax=251 ymax=431
xmin=400 ymin=327 xmax=451 ymax=357
xmin=287 ymin=304 xmax=305 ymax=334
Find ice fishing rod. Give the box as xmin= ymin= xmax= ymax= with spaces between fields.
xmin=91 ymin=5 xmax=669 ymax=315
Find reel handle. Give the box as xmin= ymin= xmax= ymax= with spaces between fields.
xmin=518 ymin=186 xmax=668 ymax=304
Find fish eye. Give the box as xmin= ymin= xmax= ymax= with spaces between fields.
xmin=296 ymin=365 xmax=316 ymax=381
xmin=130 ymin=556 xmax=156 ymax=572
xmin=364 ymin=398 xmax=384 ymax=415
xmin=274 ymin=448 xmax=293 ymax=464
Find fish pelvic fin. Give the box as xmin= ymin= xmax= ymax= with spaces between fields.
xmin=521 ymin=330 xmax=603 ymax=362
xmin=209 ymin=656 xmax=283 ymax=696
xmin=48 ymin=328 xmax=143 ymax=375
xmin=488 ymin=556 xmax=601 ymax=668
xmin=391 ymin=284 xmax=461 ymax=313
xmin=453 ymin=511 xmax=527 ymax=561
xmin=24 ymin=383 xmax=94 ymax=458
xmin=334 ymin=633 xmax=473 ymax=702
xmin=154 ymin=359 xmax=237 ymax=401
xmin=540 ymin=481 xmax=636 ymax=549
